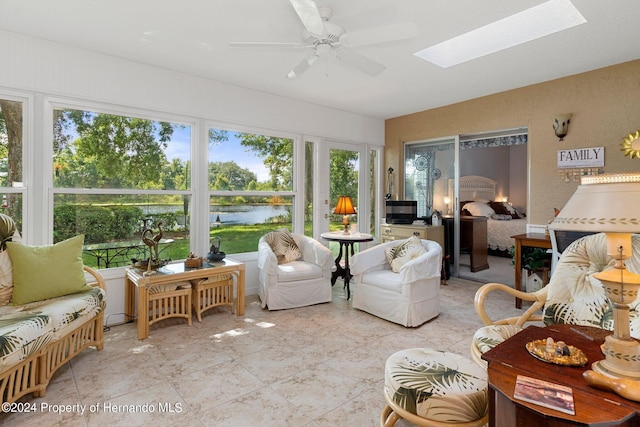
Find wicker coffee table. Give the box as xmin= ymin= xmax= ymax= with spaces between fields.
xmin=125 ymin=258 xmax=245 ymax=339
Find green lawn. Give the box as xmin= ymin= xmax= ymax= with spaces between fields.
xmin=81 ymin=221 xmax=348 ymax=268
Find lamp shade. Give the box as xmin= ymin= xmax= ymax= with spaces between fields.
xmin=334 ymin=196 xmax=356 ymax=215
xmin=550 ymin=173 xmax=640 ymax=233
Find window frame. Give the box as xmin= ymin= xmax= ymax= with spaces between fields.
xmin=206 ymin=120 xmax=303 ymax=238
xmin=0 ymin=89 xmax=30 ymax=240
xmin=46 ymin=97 xmax=197 ymax=259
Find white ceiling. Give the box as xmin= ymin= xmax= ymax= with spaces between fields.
xmin=1 ymin=0 xmax=639 ymax=119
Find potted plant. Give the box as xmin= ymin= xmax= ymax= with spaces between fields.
xmin=511 ymin=247 xmax=551 ymax=292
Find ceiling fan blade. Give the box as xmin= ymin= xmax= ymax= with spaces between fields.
xmin=229 ymin=41 xmax=307 ymax=48
xmin=343 ymin=22 xmax=419 ymax=47
xmin=334 ymin=47 xmax=386 ymax=76
xmin=289 ymin=0 xmax=326 ymax=39
xmin=286 ymin=54 xmax=319 ymax=79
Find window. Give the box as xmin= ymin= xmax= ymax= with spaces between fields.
xmin=208 ymin=128 xmax=296 ymax=254
xmin=369 ymin=148 xmax=379 ymax=235
xmin=304 ymin=140 xmax=314 ymax=237
xmin=53 ymin=107 xmax=191 ymax=268
xmin=0 ymin=97 xmax=24 ymax=234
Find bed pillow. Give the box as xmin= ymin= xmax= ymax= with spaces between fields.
xmin=489 ymin=201 xmax=525 ymax=219
xmin=488 ymin=201 xmax=511 ymax=215
xmin=462 ymin=202 xmax=495 ymax=217
xmin=7 ymin=234 xmax=90 ymax=305
xmin=385 ymin=236 xmax=427 ymax=273
xmin=504 ymin=203 xmax=526 ymax=219
xmin=263 ymin=229 xmax=302 ymax=264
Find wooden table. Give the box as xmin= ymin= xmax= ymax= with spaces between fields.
xmin=511 ymin=233 xmax=552 ymax=308
xmin=125 ymin=259 xmax=245 ymax=339
xmin=483 ymin=324 xmax=640 ymax=427
xmin=320 ymin=231 xmax=373 ymax=300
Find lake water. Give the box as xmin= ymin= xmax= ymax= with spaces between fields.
xmin=210 ymin=204 xmax=291 ymax=225
xmin=144 ymin=204 xmax=291 ymax=225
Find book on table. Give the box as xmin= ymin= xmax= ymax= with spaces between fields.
xmin=513 ymin=374 xmax=575 ymax=415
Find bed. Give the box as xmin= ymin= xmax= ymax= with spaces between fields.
xmin=458 ymin=175 xmax=527 ymax=253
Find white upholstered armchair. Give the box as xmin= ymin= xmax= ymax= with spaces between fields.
xmin=257 ymin=231 xmax=334 ymax=310
xmin=350 ymin=237 xmax=442 ymax=327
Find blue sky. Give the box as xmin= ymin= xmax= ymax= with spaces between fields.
xmin=163 ymin=126 xmax=269 ymax=182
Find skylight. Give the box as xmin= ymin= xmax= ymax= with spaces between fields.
xmin=414 ymin=0 xmax=586 ymax=68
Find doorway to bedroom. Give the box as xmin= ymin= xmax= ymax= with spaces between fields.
xmin=457 ymin=128 xmax=528 ymax=287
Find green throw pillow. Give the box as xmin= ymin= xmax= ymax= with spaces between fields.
xmin=7 ymin=234 xmax=90 ymax=305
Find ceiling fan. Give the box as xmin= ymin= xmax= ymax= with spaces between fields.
xmin=229 ymin=0 xmax=418 ymax=79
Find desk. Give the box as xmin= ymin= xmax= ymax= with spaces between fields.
xmin=512 ymin=233 xmax=552 ymax=308
xmin=125 ymin=259 xmax=245 ymax=339
xmin=320 ymin=232 xmax=373 ymax=300
xmin=483 ymin=324 xmax=640 ymax=426
xmin=83 ymin=238 xmax=174 ymax=268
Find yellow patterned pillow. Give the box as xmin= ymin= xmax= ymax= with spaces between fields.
xmin=385 ymin=236 xmax=427 ymax=272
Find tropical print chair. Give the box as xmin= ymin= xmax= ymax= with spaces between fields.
xmin=471 ymin=233 xmax=640 ymax=366
xmin=382 ymin=348 xmax=488 ymax=426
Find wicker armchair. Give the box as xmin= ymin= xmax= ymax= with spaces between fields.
xmin=471 ymin=233 xmax=640 ymax=366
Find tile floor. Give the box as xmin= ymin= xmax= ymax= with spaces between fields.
xmin=2 ymin=277 xmax=523 ymax=427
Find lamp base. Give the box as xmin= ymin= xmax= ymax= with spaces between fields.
xmin=342 ymin=215 xmax=350 ymax=234
xmin=592 ymin=335 xmax=640 ymax=380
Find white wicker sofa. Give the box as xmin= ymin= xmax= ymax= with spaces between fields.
xmin=0 ymin=216 xmax=106 ymax=405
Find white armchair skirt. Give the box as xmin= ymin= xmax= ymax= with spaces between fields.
xmin=351 ymin=239 xmax=442 ymax=327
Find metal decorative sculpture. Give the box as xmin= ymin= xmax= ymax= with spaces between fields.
xmin=138 ymin=221 xmax=168 ymax=274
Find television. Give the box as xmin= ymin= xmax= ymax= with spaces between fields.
xmin=385 ymin=200 xmax=417 ymax=224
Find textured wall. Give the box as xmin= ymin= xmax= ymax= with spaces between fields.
xmin=385 ymin=60 xmax=640 ymax=226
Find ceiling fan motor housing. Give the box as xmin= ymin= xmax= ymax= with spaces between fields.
xmin=303 ymin=21 xmax=345 ymax=45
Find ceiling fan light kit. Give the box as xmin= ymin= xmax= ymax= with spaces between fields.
xmin=230 ymin=0 xmax=417 ymax=78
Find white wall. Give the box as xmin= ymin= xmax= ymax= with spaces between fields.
xmin=0 ymin=30 xmax=384 ymax=144
xmin=0 ymin=30 xmax=384 ymax=325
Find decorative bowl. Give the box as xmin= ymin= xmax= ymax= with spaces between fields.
xmin=526 ymin=339 xmax=587 ymax=366
xmin=206 ymin=251 xmax=226 ymax=262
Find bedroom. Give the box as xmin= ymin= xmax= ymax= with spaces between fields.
xmin=458 ymin=136 xmax=528 ymax=285
xmin=402 ymin=132 xmax=527 ymax=286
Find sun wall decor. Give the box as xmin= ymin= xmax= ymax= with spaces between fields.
xmin=621 ymin=130 xmax=640 ymax=159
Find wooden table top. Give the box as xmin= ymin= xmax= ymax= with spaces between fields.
xmin=483 ymin=324 xmax=640 ymax=425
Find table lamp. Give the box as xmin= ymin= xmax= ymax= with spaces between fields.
xmin=443 ymin=196 xmax=451 ymax=215
xmin=334 ymin=196 xmax=356 ymax=234
xmin=550 ymin=173 xmax=640 ymax=379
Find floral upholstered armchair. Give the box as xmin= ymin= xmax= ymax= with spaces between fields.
xmin=471 ymin=233 xmax=640 ymax=366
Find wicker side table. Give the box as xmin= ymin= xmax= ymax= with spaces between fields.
xmin=148 ymin=281 xmax=193 ymax=328
xmin=192 ymin=274 xmax=234 ymax=322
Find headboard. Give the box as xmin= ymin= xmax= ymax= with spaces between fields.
xmin=459 ymin=175 xmax=496 ymax=203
